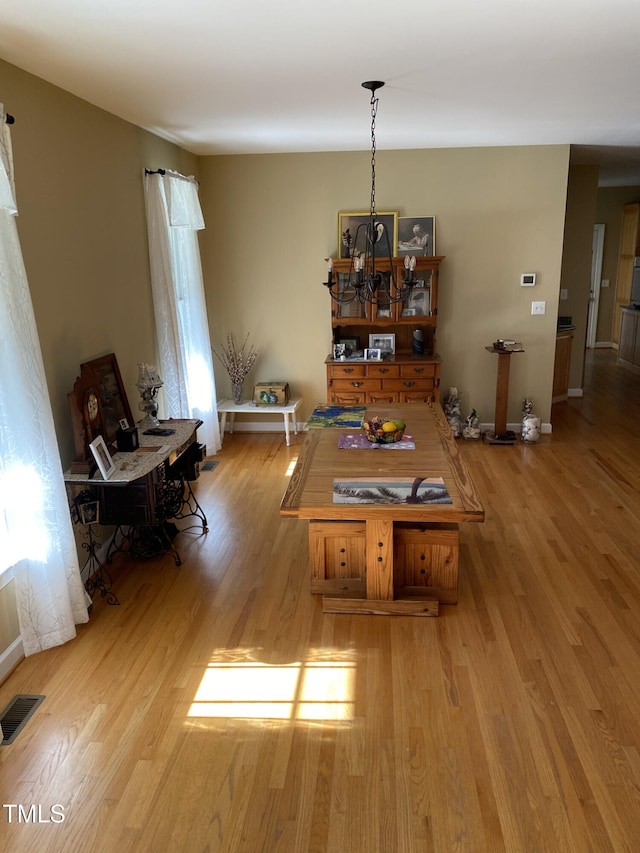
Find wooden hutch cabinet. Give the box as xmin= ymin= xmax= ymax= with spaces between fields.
xmin=618 ymin=306 xmax=640 ymax=374
xmin=326 ymin=256 xmax=444 ymax=404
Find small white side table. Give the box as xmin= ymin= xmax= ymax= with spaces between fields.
xmin=217 ymin=398 xmax=302 ymax=446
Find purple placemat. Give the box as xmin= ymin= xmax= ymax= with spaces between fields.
xmin=338 ymin=433 xmax=415 ymax=450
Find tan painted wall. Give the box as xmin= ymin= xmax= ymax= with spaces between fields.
xmin=1 ymin=58 xmax=198 ymax=467
xmin=199 ymin=145 xmax=570 ymax=429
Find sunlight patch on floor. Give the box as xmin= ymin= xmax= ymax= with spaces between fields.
xmin=285 ymin=456 xmax=298 ymax=477
xmin=188 ymin=659 xmax=355 ymax=721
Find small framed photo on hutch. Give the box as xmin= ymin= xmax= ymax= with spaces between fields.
xmin=89 ymin=435 xmax=116 ymax=480
xmin=364 ymin=348 xmax=382 ymax=361
xmin=397 ymin=216 xmax=435 ymax=257
xmin=338 ymin=336 xmax=360 ymax=355
xmin=338 ymin=211 xmax=398 ymax=259
xmin=369 ymin=333 xmax=395 ymax=355
xmin=402 ymin=284 xmax=431 ymax=316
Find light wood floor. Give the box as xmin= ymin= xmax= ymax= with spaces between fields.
xmin=1 ymin=349 xmax=640 ymax=852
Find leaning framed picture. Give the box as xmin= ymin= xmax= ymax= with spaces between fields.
xmin=338 ymin=211 xmax=398 ymax=259
xmin=364 ymin=348 xmax=381 ymax=361
xmin=81 ymin=353 xmax=134 ymax=448
xmin=397 ymin=216 xmax=435 ymax=257
xmin=89 ymin=435 xmax=116 ymax=480
xmin=369 ymin=333 xmax=395 ymax=355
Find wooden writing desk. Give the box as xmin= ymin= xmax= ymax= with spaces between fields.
xmin=280 ymin=403 xmax=484 ymax=616
xmin=65 ymin=419 xmax=207 ymax=568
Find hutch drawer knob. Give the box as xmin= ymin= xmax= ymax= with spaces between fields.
xmin=414 ymin=367 xmax=424 ymax=374
xmin=379 ymin=367 xmax=389 ymax=374
xmin=344 ymin=368 xmax=354 ymax=374
xmin=403 ymin=381 xmax=416 ymax=388
xmin=352 ymin=381 xmax=363 ymax=387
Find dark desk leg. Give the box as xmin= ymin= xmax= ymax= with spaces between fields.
xmin=106 ymin=523 xmax=183 ymax=567
xmin=170 ymin=475 xmax=209 ymax=533
xmin=82 ymin=523 xmax=119 ymax=605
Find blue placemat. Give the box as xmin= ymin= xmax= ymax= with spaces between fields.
xmin=305 ymin=405 xmax=366 ymax=429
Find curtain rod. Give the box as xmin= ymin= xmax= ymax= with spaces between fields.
xmin=145 ymin=168 xmax=198 ymax=185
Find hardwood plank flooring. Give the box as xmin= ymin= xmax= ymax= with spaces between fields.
xmin=1 ymin=349 xmax=640 ymax=852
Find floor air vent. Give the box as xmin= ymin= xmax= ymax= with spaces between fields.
xmin=0 ymin=694 xmax=45 ymax=745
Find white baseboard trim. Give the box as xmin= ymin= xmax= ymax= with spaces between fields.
xmin=0 ymin=636 xmax=24 ymax=686
xmin=594 ymin=341 xmax=613 ymax=348
xmin=479 ymin=422 xmax=552 ymax=435
xmin=221 ymin=419 xmax=303 ymax=435
xmin=568 ymin=388 xmax=584 ymax=398
xmin=229 ymin=418 xmax=561 ymax=438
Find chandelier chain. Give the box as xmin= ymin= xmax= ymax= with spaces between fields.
xmin=370 ymin=92 xmax=377 ymax=218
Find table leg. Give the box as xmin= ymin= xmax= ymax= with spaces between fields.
xmin=219 ymin=412 xmax=227 ymax=444
xmin=366 ymin=518 xmax=394 ymax=601
xmin=284 ymin=413 xmax=291 ymax=446
xmin=322 ymin=517 xmax=439 ymax=616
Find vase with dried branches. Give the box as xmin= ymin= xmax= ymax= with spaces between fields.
xmin=213 ymin=333 xmax=258 ymax=404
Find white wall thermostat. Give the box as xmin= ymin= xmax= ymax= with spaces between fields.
xmin=521 ymin=272 xmax=536 ymax=287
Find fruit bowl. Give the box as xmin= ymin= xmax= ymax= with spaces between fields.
xmin=363 ymin=416 xmax=406 ymax=444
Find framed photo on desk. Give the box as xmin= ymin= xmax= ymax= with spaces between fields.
xmin=89 ymin=435 xmax=116 ymax=480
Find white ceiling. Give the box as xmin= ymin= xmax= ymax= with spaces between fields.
xmin=2 ymin=0 xmax=640 ymax=184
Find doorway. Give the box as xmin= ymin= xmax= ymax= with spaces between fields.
xmin=586 ymin=224 xmax=605 ymax=348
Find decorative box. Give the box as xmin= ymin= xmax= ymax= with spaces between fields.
xmin=253 ymin=381 xmax=290 ymax=406
xmin=116 ymin=426 xmax=139 ymax=452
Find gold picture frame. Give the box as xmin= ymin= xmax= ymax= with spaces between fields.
xmin=338 ymin=211 xmax=398 ymax=259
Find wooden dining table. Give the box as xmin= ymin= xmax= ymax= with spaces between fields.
xmin=280 ymin=403 xmax=484 ymax=616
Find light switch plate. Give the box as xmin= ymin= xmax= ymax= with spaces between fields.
xmin=531 ymin=301 xmax=546 ymax=315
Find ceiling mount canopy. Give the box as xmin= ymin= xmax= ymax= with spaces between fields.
xmin=361 ymin=80 xmax=385 ymax=94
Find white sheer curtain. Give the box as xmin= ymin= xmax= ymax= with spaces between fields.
xmin=0 ymin=106 xmax=89 ymax=655
xmin=143 ymin=170 xmax=220 ymax=454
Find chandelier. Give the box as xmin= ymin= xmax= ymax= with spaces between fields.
xmin=323 ymin=81 xmax=417 ymax=305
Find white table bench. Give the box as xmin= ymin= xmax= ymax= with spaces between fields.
xmin=217 ymin=398 xmax=302 ymax=446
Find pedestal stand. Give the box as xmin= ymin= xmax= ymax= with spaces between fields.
xmin=484 ymin=345 xmax=524 ymax=445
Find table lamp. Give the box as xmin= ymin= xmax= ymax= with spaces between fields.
xmin=136 ymin=363 xmax=163 ymax=429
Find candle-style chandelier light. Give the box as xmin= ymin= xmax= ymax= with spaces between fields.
xmin=323 ymin=81 xmax=418 ymax=305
